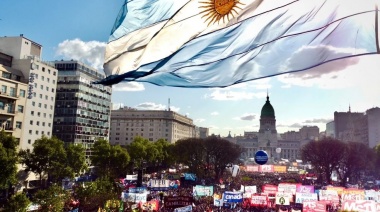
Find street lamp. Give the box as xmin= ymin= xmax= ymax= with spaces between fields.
xmin=276 ymin=147 xmax=281 ymax=162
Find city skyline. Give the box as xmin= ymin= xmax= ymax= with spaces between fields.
xmin=2 ymin=0 xmax=380 ymax=137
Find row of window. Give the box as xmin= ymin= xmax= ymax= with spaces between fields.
xmin=30 ymin=111 xmax=53 ymax=119
xmin=31 ymin=101 xmax=54 ymax=110
xmin=30 ymin=120 xmax=52 ymax=128
xmin=28 ymin=130 xmax=51 ymax=136
xmin=32 ymin=83 xmax=55 ymax=93
xmin=33 ymin=74 xmax=56 ymax=84
xmin=1 ymin=85 xmax=26 ymax=97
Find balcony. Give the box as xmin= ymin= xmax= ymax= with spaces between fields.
xmin=0 ymin=108 xmax=16 ymax=116
xmin=0 ymin=92 xmax=18 ymax=100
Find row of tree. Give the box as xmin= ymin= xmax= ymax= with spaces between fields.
xmin=301 ymin=137 xmax=380 ymax=186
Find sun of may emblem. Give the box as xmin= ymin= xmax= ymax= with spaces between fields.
xmin=199 ymin=0 xmax=244 ymax=25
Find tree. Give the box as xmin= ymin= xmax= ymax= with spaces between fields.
xmin=5 ymin=192 xmax=31 ymax=212
xmin=203 ymin=136 xmax=242 ymax=181
xmin=91 ymin=139 xmax=130 ymax=179
xmin=33 ymin=184 xmax=70 ymax=212
xmin=336 ymin=142 xmax=375 ymax=186
xmin=0 ymin=131 xmax=18 ymax=190
xmin=65 ymin=144 xmax=88 ymax=176
xmin=19 ymin=136 xmax=72 ymax=185
xmin=154 ymin=139 xmax=175 ymax=169
xmin=74 ymin=177 xmax=120 ymax=211
xmin=172 ymin=138 xmax=205 ymax=176
xmin=127 ymin=137 xmax=152 ymax=169
xmin=301 ymin=138 xmax=346 ymax=184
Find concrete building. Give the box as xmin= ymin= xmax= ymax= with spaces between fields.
xmin=234 ymin=95 xmax=302 ymax=162
xmin=0 ymin=64 xmax=28 ymax=144
xmin=333 ymin=107 xmax=364 ymax=142
xmin=325 ymin=121 xmax=335 ymax=138
xmin=53 ymin=60 xmax=112 ymax=156
xmin=366 ymin=107 xmax=380 ymax=148
xmin=110 ymin=107 xmax=196 ymax=145
xmin=196 ymin=126 xmax=209 ymax=139
xmin=0 ymin=35 xmax=58 ymax=150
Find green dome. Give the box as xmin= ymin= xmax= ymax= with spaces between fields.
xmin=261 ymin=96 xmax=275 ymax=118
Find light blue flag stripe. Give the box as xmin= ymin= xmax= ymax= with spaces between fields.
xmin=110 ymin=0 xmax=189 ymax=41
xmin=98 ymin=0 xmax=379 ymax=87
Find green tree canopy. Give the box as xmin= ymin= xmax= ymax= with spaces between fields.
xmin=301 ymin=137 xmax=346 ymax=184
xmin=0 ymin=131 xmax=18 ymax=189
xmin=5 ymin=192 xmax=31 ymax=212
xmin=19 ymin=136 xmax=87 ymax=184
xmin=33 ymin=184 xmax=70 ymax=212
xmin=91 ymin=139 xmax=130 ymax=179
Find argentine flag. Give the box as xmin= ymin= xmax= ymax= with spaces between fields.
xmin=98 ymin=0 xmax=380 ymax=87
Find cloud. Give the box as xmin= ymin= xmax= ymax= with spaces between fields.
xmin=135 ymin=102 xmax=180 ymax=112
xmin=303 ymin=118 xmax=332 ymax=124
xmin=205 ymin=89 xmax=266 ymax=101
xmin=211 ymin=111 xmax=219 ymax=116
xmin=112 ymin=82 xmax=145 ymax=91
xmin=195 ymin=118 xmax=206 ymax=123
xmin=55 ymin=39 xmax=106 ymax=70
xmin=234 ymin=113 xmax=256 ymax=121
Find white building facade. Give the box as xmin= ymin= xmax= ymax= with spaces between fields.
xmin=110 ymin=107 xmax=196 ymax=145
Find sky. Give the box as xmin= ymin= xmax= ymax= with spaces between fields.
xmin=1 ymin=0 xmax=380 ymax=137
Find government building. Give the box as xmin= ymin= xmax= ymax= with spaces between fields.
xmin=225 ymin=94 xmax=318 ymax=163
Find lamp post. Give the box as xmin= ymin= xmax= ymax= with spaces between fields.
xmin=276 ymin=147 xmax=281 ymax=162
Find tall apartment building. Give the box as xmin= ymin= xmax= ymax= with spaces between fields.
xmin=110 ymin=107 xmax=196 ymax=145
xmin=0 ymin=35 xmax=58 ymax=150
xmin=0 ymin=64 xmax=28 ymax=144
xmin=53 ymin=60 xmax=112 ymax=156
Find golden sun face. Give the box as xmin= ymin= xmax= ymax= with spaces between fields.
xmin=199 ymin=0 xmax=244 ymax=26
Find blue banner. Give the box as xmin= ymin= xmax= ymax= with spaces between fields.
xmin=184 ymin=173 xmax=196 ymax=181
xmin=223 ymin=191 xmax=243 ymax=203
xmin=128 ymin=187 xmax=147 ymax=193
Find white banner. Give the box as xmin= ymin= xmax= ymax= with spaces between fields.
xmin=278 ymin=183 xmax=298 ymax=195
xmin=126 ymin=174 xmax=138 ymax=181
xmin=295 ymin=192 xmax=318 ymax=203
xmin=275 ymin=192 xmax=292 ymax=205
xmin=341 ymin=200 xmax=378 ymax=212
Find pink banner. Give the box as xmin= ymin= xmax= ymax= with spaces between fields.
xmin=302 ymin=200 xmax=326 ymax=212
xmin=296 ymin=185 xmax=314 ymax=193
xmin=246 ymin=165 xmax=259 ymax=172
xmin=259 ymin=165 xmax=273 ymax=172
xmin=262 ymin=184 xmax=278 ymax=195
xmin=341 ymin=200 xmax=377 ymax=212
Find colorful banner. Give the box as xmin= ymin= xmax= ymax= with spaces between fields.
xmin=241 ymin=185 xmax=257 ymax=198
xmin=295 ymin=192 xmax=318 ymax=203
xmin=121 ymin=192 xmax=147 ymax=203
xmin=126 ymin=174 xmax=138 ymax=181
xmin=278 ymin=183 xmax=299 ymax=195
xmin=262 ymin=184 xmax=278 ymax=195
xmin=250 ymin=194 xmax=268 ymax=206
xmin=140 ymin=200 xmax=159 ymax=211
xmin=275 ymin=192 xmax=292 ymax=205
xmin=302 ymin=200 xmax=327 ymax=212
xmin=183 ymin=173 xmax=196 ymax=181
xmin=149 ymin=179 xmax=170 ymax=191
xmin=164 ymin=196 xmax=193 ymax=208
xmin=223 ymin=191 xmax=243 ymax=203
xmin=213 ymin=194 xmax=223 ymax=207
xmin=128 ymin=187 xmax=147 ymax=193
xmin=193 ymin=185 xmax=213 ymax=196
xmin=326 ymin=186 xmax=345 ymax=195
xmin=245 ymin=165 xmax=259 ymax=172
xmin=341 ymin=189 xmax=365 ymax=201
xmin=319 ymin=190 xmax=339 ymax=205
xmin=174 ymin=205 xmax=192 ymax=212
xmin=341 ymin=200 xmax=378 ymax=212
xmin=296 ymin=185 xmax=314 ymax=193
xmin=259 ymin=165 xmax=274 ymax=173
xmin=273 ymin=165 xmax=287 ymax=173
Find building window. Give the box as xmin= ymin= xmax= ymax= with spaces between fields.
xmin=43 ymin=113 xmax=46 ymax=118
xmin=36 ymin=121 xmax=39 ymax=126
xmin=53 ymin=71 xmax=56 ymax=76
xmin=42 ymin=67 xmax=45 ymax=72
xmin=36 ymin=131 xmax=39 ymax=135
xmin=48 ymin=123 xmax=51 ymax=127
xmin=10 ymin=87 xmax=16 ymax=96
xmin=19 ymin=89 xmax=26 ymax=97
xmin=32 ymin=101 xmax=35 ymax=106
xmin=44 ymin=104 xmax=47 ymax=109
xmin=40 ymin=85 xmax=43 ymax=90
xmin=28 ymin=139 xmax=31 ymax=144
xmin=31 ymin=111 xmax=34 ymax=116
xmin=47 ymin=78 xmax=50 ymax=83
xmin=37 ymin=112 xmax=41 ymax=117
xmin=29 ymin=130 xmax=32 ymax=135
xmin=38 ymin=103 xmax=42 ymax=108
xmin=50 ymin=105 xmax=53 ymax=110
xmin=39 ymin=94 xmax=42 ymax=99
xmin=1 ymin=85 xmax=7 ymax=94
xmin=42 ymin=122 xmax=45 ymax=126
xmin=47 ymin=132 xmax=50 ymax=136
xmin=46 ymin=86 xmax=49 ymax=91
xmin=17 ymin=105 xmax=24 ymax=113
xmin=16 ymin=122 xmax=22 ymax=129
xmin=41 ymin=76 xmax=45 ymax=81
xmin=45 ymin=95 xmax=48 ymax=100
xmin=30 ymin=120 xmax=33 ymax=125
xmin=53 ymin=80 xmax=56 ymax=84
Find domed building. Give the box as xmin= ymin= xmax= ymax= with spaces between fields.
xmin=230 ymin=93 xmax=304 ymax=164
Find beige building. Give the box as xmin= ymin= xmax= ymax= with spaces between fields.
xmin=0 ymin=64 xmax=28 ymax=144
xmin=110 ymin=107 xmax=196 ymax=145
xmin=0 ymin=35 xmax=58 ymax=150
